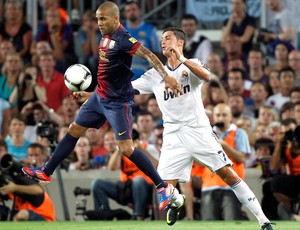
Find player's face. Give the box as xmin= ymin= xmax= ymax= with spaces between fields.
xmin=96 ymin=8 xmax=118 ymax=36
xmin=161 ymin=31 xmax=178 ymax=57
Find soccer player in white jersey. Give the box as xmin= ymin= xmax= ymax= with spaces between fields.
xmin=131 ymin=27 xmax=273 ymax=229
xmin=71 ymin=27 xmax=273 ymax=229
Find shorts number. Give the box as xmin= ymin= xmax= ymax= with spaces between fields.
xmin=218 ymin=150 xmax=227 ymax=162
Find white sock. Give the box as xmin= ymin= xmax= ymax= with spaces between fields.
xmin=231 ymin=179 xmax=269 ymax=226
xmin=171 ymin=187 xmax=184 ymax=207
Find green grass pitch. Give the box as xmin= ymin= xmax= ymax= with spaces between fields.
xmin=0 ymin=221 xmax=296 ymax=230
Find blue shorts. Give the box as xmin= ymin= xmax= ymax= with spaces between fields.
xmin=75 ymin=92 xmax=133 ymax=140
xmin=28 ymin=210 xmax=46 ymax=221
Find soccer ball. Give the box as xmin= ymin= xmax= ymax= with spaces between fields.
xmin=64 ymin=64 xmax=92 ymax=92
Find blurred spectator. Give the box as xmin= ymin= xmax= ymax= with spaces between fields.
xmin=206 ymin=53 xmax=226 ymax=84
xmin=267 ymin=121 xmax=281 ymax=142
xmin=290 ymin=87 xmax=300 ymax=104
xmin=228 ymin=94 xmax=253 ymax=125
xmin=59 ymin=95 xmax=79 ymax=125
xmin=0 ymin=149 xmax=55 ymax=221
xmin=33 ymin=7 xmax=76 ymax=66
xmin=91 ymin=129 xmax=158 ymax=220
xmin=0 ymin=138 xmax=8 ymax=158
xmin=85 ymin=125 xmax=109 ymax=157
xmin=0 ymin=0 xmax=32 ymax=63
xmin=222 ymin=34 xmax=247 ymax=72
xmin=259 ymin=0 xmax=296 ymax=60
xmin=124 ymin=0 xmax=161 ymax=80
xmin=246 ymin=49 xmax=268 ymax=84
xmin=77 ymin=9 xmax=101 ymax=90
xmin=272 ymin=42 xmax=291 ymax=71
xmin=146 ymin=95 xmax=162 ymax=124
xmin=266 ymin=67 xmax=295 ymax=111
xmin=42 ymin=0 xmax=69 ymax=24
xmin=25 ymin=142 xmax=47 ymax=168
xmin=288 ymin=50 xmax=300 ymax=86
xmin=270 ymin=122 xmax=300 ymax=220
xmin=293 ymin=101 xmax=300 ymax=125
xmin=0 ymin=97 xmax=10 ymax=138
xmin=5 ymin=114 xmax=30 ymax=160
xmin=22 ymin=102 xmax=62 ymax=142
xmin=257 ymin=106 xmax=278 ymax=127
xmin=267 ymin=70 xmax=281 ymax=96
xmin=136 ymin=111 xmax=155 ymax=144
xmin=227 ymin=68 xmax=250 ymax=100
xmin=36 ymin=50 xmax=70 ymax=112
xmin=201 ymin=103 xmax=250 ymax=220
xmin=181 ymin=14 xmax=212 ymax=63
xmin=69 ymin=136 xmax=94 ymax=171
xmin=279 ymin=101 xmax=295 ymax=122
xmin=254 ymin=123 xmax=270 ymax=141
xmin=101 ymin=129 xmax=117 ymax=164
xmin=31 ymin=40 xmax=67 ymax=73
xmin=221 ymin=0 xmax=256 ymax=55
xmin=0 ymin=53 xmax=23 ymax=111
xmin=9 ymin=64 xmax=46 ymax=112
xmin=0 ymin=39 xmax=15 ymax=69
xmin=236 ymin=116 xmax=256 ymax=168
xmin=202 ymin=80 xmax=228 ymax=107
xmin=253 ymin=137 xmax=278 ymax=220
xmin=132 ymin=94 xmax=151 ymax=118
xmin=247 ymin=82 xmax=269 ymax=118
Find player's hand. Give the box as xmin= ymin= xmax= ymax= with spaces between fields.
xmin=70 ymin=91 xmax=92 ymax=103
xmin=164 ymin=75 xmax=183 ymax=96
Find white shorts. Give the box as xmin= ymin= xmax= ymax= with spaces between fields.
xmin=157 ymin=126 xmax=233 ymax=183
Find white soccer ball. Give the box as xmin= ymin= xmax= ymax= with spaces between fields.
xmin=64 ymin=64 xmax=92 ymax=92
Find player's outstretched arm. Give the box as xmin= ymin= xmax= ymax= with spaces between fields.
xmin=135 ymin=44 xmax=183 ymax=96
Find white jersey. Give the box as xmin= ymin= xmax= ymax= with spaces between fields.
xmin=132 ymin=59 xmax=211 ymax=134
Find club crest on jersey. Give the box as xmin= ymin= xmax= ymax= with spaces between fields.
xmin=129 ymin=37 xmax=137 ymax=44
xmin=109 ymin=40 xmax=115 ymax=49
xmin=139 ymin=31 xmax=146 ymax=38
xmin=99 ymin=49 xmax=109 ymax=62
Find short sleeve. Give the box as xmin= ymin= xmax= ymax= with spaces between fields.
xmin=131 ymin=68 xmax=155 ymax=94
xmin=235 ymin=128 xmax=251 ymax=155
xmin=119 ymin=33 xmax=141 ymax=55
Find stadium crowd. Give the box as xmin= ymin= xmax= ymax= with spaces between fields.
xmin=0 ymin=0 xmax=300 ymax=223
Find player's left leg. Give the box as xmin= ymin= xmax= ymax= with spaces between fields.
xmin=217 ymin=166 xmax=274 ymax=230
xmin=105 ymin=100 xmax=173 ymax=210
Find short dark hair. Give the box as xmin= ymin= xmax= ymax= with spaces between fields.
xmin=28 ymin=143 xmax=44 ymax=153
xmin=162 ymin=27 xmax=186 ymax=45
xmin=279 ymin=66 xmax=295 ymax=78
xmin=228 ymin=68 xmax=246 ymax=80
xmin=124 ymin=0 xmax=140 ymax=8
xmin=254 ymin=137 xmax=275 ymax=153
xmin=181 ymin=14 xmax=198 ymax=25
xmin=289 ymin=86 xmax=300 ymax=97
xmin=281 ymin=118 xmax=297 ymax=127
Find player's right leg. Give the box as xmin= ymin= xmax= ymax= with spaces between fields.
xmin=22 ymin=92 xmax=106 ymax=183
xmin=217 ymin=166 xmax=274 ymax=230
xmin=22 ymin=122 xmax=87 ymax=183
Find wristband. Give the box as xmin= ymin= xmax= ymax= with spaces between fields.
xmin=179 ymin=55 xmax=187 ymax=63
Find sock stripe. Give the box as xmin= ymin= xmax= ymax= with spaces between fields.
xmin=230 ymin=178 xmax=242 ymax=189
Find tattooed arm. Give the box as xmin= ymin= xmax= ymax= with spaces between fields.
xmin=135 ymin=44 xmax=183 ymax=95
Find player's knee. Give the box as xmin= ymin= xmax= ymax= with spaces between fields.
xmin=13 ymin=209 xmax=29 ymax=221
xmin=68 ymin=122 xmax=87 ymax=138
